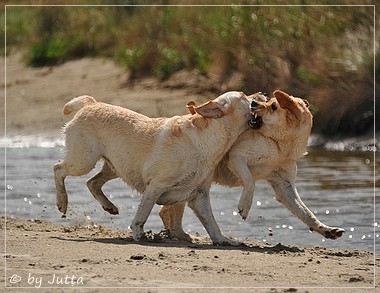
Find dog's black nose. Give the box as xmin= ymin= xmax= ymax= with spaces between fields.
xmin=251 ymin=100 xmax=259 ymax=108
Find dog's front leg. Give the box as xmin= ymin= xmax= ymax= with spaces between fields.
xmin=131 ymin=185 xmax=165 ymax=241
xmin=229 ymin=157 xmax=255 ymax=220
xmin=268 ymin=170 xmax=345 ymax=240
xmin=188 ymin=186 xmax=240 ymax=246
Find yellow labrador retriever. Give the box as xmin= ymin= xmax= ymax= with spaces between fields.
xmin=159 ymin=90 xmax=345 ymax=241
xmin=53 ymin=91 xmax=254 ymax=245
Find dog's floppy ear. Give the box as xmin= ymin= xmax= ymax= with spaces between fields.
xmin=194 ymin=100 xmax=224 ymax=118
xmin=274 ymin=90 xmax=303 ymax=121
xmin=186 ymin=101 xmax=197 ymax=115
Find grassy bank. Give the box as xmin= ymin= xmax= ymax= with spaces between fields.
xmin=2 ymin=1 xmax=378 ymax=137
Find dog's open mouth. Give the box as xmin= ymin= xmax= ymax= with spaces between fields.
xmin=248 ymin=97 xmax=266 ymax=129
xmin=248 ymin=113 xmax=263 ymax=129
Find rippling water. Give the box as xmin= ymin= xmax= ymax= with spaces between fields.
xmin=1 ymin=137 xmax=378 ymax=253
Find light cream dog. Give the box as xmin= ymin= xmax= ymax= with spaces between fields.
xmin=53 ymin=91 xmax=254 ymax=245
xmin=159 ymin=90 xmax=345 ymax=241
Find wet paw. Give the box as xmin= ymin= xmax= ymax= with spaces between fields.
xmin=213 ymin=238 xmax=241 ymax=246
xmin=131 ymin=224 xmax=144 ymax=241
xmin=238 ymin=205 xmax=249 ymax=220
xmin=324 ymin=227 xmax=345 ymax=239
xmin=57 ymin=202 xmax=67 ymax=214
xmin=103 ymin=204 xmax=119 ymax=215
xmin=239 ymin=211 xmax=247 ymax=220
xmin=171 ymin=230 xmax=193 ymax=242
xmin=238 ymin=196 xmax=253 ymax=220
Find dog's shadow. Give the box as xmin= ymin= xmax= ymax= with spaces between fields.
xmin=51 ymin=232 xmax=305 ymax=254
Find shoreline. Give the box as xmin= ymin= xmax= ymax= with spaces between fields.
xmin=1 ymin=54 xmax=377 ymax=153
xmin=2 ymin=217 xmax=378 ymax=292
xmin=1 ymin=132 xmax=377 ymax=153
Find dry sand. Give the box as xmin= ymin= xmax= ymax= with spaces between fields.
xmin=1 ymin=54 xmax=379 ymax=292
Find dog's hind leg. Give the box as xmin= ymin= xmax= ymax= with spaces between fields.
xmin=268 ymin=170 xmax=345 ymax=240
xmin=86 ymin=161 xmax=119 ymax=215
xmin=53 ymin=162 xmax=69 ymax=215
xmin=53 ymin=132 xmax=100 ymax=215
xmin=188 ymin=186 xmax=240 ymax=246
xmin=158 ymin=203 xmax=192 ymax=242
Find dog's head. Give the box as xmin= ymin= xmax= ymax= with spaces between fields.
xmin=187 ymin=91 xmax=251 ymax=127
xmin=249 ymin=89 xmax=313 ymax=140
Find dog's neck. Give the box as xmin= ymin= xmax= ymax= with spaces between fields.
xmin=188 ymin=115 xmax=249 ymax=163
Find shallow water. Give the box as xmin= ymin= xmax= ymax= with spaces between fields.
xmin=1 ymin=138 xmax=378 ymax=253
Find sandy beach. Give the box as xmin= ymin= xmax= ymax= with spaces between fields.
xmin=2 ymin=217 xmax=378 ymax=292
xmin=1 ymin=54 xmax=378 ymax=292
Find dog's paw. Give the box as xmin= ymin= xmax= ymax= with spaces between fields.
xmin=324 ymin=227 xmax=345 ymax=240
xmin=171 ymin=230 xmax=193 ymax=242
xmin=103 ymin=204 xmax=119 ymax=215
xmin=213 ymin=237 xmax=241 ymax=246
xmin=57 ymin=201 xmax=67 ymax=215
xmin=238 ymin=197 xmax=253 ymax=220
xmin=131 ymin=224 xmax=144 ymax=241
xmin=238 ymin=205 xmax=249 ymax=220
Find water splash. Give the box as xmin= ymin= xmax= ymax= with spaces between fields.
xmin=1 ymin=135 xmax=64 ymax=148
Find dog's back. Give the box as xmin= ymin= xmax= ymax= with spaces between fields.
xmin=59 ymin=92 xmax=253 ymax=198
xmin=63 ymin=96 xmax=168 ymax=192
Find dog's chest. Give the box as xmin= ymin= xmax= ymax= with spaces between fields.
xmin=247 ymin=156 xmax=285 ymax=180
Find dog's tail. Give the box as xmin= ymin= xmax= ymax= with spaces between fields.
xmin=63 ymin=95 xmax=97 ymax=115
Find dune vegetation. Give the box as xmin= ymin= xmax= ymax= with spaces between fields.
xmin=2 ymin=1 xmax=378 ymax=138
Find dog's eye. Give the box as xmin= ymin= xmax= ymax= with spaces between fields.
xmin=271 ymin=104 xmax=277 ymax=111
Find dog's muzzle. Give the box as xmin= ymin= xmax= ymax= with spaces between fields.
xmin=248 ymin=113 xmax=263 ymax=129
xmin=248 ymin=100 xmax=263 ymax=129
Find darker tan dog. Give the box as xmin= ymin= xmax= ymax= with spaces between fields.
xmin=159 ymin=90 xmax=345 ymax=242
